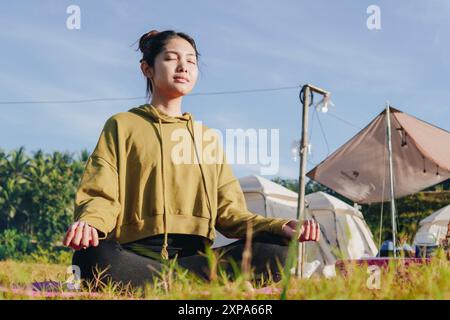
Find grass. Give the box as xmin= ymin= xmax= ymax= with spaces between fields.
xmin=0 ymin=248 xmax=448 ymax=300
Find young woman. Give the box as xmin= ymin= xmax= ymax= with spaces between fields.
xmin=63 ymin=29 xmax=320 ymax=289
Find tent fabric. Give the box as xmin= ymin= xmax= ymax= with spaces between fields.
xmin=413 ymin=204 xmax=450 ymax=246
xmin=238 ymin=175 xmax=298 ymax=202
xmin=305 ymin=191 xmax=364 ymax=218
xmin=307 ymin=107 xmax=450 ymax=204
xmin=419 ymin=204 xmax=450 ymax=225
xmin=304 ymin=192 xmax=378 ymax=271
xmin=213 ymin=176 xmax=378 ymax=276
xmin=213 ymin=175 xmax=299 ymax=247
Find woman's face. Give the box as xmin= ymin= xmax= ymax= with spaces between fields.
xmin=144 ymin=37 xmax=198 ymax=98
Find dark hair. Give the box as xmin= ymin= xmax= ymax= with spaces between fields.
xmin=137 ymin=30 xmax=200 ymax=97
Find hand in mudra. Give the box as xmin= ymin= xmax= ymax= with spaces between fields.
xmin=63 ymin=221 xmax=100 ymax=250
xmin=281 ymin=219 xmax=320 ymax=242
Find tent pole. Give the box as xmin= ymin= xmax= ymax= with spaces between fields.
xmin=385 ymin=103 xmax=397 ymax=258
xmin=296 ymin=85 xmax=310 ymax=278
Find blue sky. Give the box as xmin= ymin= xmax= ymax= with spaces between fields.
xmin=1 ymin=0 xmax=449 ymax=179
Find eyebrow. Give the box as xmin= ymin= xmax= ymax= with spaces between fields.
xmin=164 ymin=50 xmax=196 ymax=57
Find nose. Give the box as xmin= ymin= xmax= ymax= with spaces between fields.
xmin=176 ymin=60 xmax=188 ymax=73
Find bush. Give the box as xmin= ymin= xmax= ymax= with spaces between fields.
xmin=0 ymin=229 xmax=33 ymax=260
xmin=21 ymin=245 xmax=73 ymax=265
xmin=0 ymin=147 xmax=89 ymax=262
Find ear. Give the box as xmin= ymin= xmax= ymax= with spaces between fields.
xmin=140 ymin=61 xmax=153 ymax=79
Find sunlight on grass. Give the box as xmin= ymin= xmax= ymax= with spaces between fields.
xmin=0 ymin=249 xmax=448 ymax=300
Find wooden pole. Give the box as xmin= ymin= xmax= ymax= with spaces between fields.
xmin=296 ymin=85 xmax=310 ymax=277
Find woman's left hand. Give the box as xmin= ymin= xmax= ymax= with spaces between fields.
xmin=281 ymin=219 xmax=320 ymax=242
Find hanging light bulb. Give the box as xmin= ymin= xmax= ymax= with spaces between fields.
xmin=314 ymin=93 xmax=335 ymax=113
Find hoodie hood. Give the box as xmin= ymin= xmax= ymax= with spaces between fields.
xmin=128 ymin=104 xmax=193 ymax=123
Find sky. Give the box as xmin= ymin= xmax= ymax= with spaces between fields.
xmin=1 ymin=0 xmax=449 ymax=179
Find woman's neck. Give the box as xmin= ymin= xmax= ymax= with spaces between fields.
xmin=149 ymin=94 xmax=183 ymax=117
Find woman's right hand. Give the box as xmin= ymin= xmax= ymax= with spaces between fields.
xmin=63 ymin=221 xmax=99 ymax=250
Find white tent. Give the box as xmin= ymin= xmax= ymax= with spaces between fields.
xmin=413 ymin=204 xmax=450 ymax=246
xmin=213 ymin=175 xmax=378 ymax=276
xmin=213 ymin=175 xmax=298 ymax=248
xmin=304 ymin=191 xmax=378 ymax=275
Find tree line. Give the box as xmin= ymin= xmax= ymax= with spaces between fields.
xmin=0 ymin=147 xmax=88 ymax=259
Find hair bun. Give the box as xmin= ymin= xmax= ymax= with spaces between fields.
xmin=146 ymin=30 xmax=160 ymax=37
xmin=138 ymin=29 xmax=160 ymax=53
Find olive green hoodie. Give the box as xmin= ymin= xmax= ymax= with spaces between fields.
xmin=74 ymin=104 xmax=292 ymax=259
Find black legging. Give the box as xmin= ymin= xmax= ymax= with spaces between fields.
xmin=72 ymin=232 xmax=290 ymax=289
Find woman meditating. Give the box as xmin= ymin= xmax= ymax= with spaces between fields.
xmin=63 ymin=29 xmax=320 ymax=289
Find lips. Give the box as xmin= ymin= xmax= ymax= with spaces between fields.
xmin=173 ymin=76 xmax=189 ymax=83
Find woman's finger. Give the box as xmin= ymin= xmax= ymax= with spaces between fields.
xmin=81 ymin=223 xmax=91 ymax=248
xmin=63 ymin=222 xmax=78 ymax=246
xmin=307 ymin=220 xmax=313 ymax=241
xmin=302 ymin=220 xmax=311 ymax=241
xmin=71 ymin=221 xmax=85 ymax=247
xmin=65 ymin=221 xmax=81 ymax=247
xmin=90 ymin=227 xmax=99 ymax=247
xmin=298 ymin=224 xmax=305 ymax=240
xmin=315 ymin=221 xmax=321 ymax=242
xmin=287 ymin=220 xmax=298 ymax=230
xmin=310 ymin=220 xmax=317 ymax=241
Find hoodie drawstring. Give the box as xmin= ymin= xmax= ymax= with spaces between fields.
xmin=187 ymin=118 xmax=215 ymax=239
xmin=157 ymin=118 xmax=169 ymax=260
xmin=151 ymin=106 xmax=214 ymax=260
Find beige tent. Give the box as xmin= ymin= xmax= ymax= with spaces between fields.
xmin=213 ymin=175 xmax=378 ymax=276
xmin=307 ymin=107 xmax=450 ymax=204
xmin=413 ymin=204 xmax=450 ymax=246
